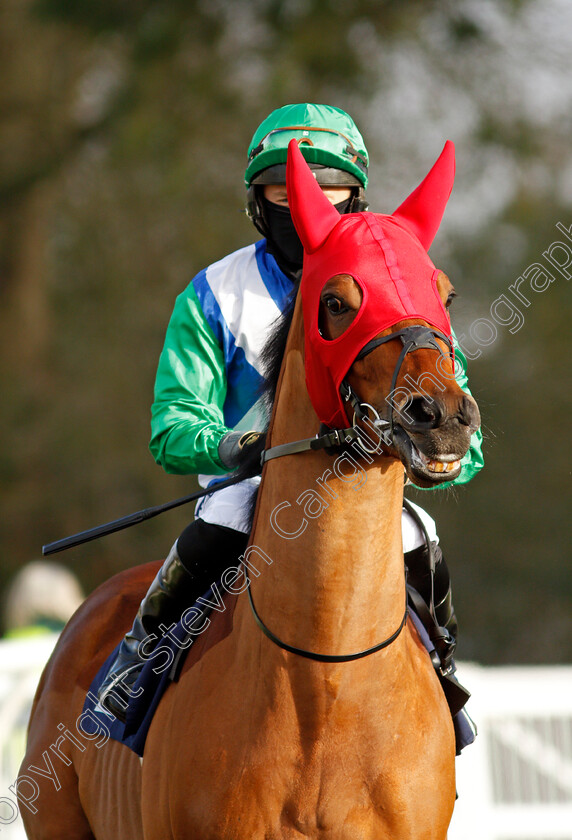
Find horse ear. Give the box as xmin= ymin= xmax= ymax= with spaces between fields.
xmin=286 ymin=139 xmax=340 ymax=254
xmin=392 ymin=140 xmax=455 ymax=251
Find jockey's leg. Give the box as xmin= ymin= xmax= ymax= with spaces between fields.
xmin=401 ymin=501 xmax=476 ymax=754
xmin=98 ymin=481 xmax=257 ymax=719
xmin=98 ymin=519 xmax=248 ymax=720
xmin=401 ymin=500 xmax=458 ymax=641
xmin=404 ymin=541 xmax=458 ymax=640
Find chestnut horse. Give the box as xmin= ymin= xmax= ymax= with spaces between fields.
xmin=20 ymin=140 xmax=479 ymax=839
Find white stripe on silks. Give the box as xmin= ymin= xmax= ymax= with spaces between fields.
xmin=205 ymin=244 xmax=283 ymax=376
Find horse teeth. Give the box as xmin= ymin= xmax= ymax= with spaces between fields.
xmin=426 ymin=459 xmax=460 ymax=473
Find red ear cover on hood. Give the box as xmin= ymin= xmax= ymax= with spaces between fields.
xmin=286 ymin=139 xmax=341 ymax=252
xmin=286 ymin=139 xmax=455 ymax=429
xmin=392 ymin=140 xmax=455 ymax=250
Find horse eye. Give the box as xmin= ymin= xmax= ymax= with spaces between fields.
xmin=446 ymin=290 xmax=457 ymax=308
xmin=324 ymin=296 xmax=348 ymax=315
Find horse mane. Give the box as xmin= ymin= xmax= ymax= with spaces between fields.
xmin=233 ymin=290 xmax=297 ymax=520
xmin=260 ymin=289 xmax=298 ymax=411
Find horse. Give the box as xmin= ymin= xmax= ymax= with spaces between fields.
xmin=19 ymin=138 xmax=480 ymax=839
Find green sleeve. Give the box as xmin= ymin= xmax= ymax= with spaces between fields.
xmin=413 ymin=329 xmax=484 ymax=491
xmin=149 ymin=283 xmax=230 ymax=476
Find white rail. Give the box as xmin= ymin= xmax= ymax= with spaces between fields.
xmin=450 ymin=663 xmax=572 ymax=840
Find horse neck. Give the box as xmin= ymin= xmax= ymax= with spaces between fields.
xmin=243 ymin=297 xmax=406 ymax=660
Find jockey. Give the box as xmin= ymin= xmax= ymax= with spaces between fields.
xmin=98 ymin=103 xmax=484 ymax=720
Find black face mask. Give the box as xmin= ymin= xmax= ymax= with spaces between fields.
xmin=262 ymin=194 xmax=354 ymax=277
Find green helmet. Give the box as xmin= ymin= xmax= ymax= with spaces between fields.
xmin=245 ymin=103 xmax=369 ymax=189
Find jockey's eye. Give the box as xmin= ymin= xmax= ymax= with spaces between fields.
xmin=445 ymin=290 xmax=457 ymax=309
xmin=324 ymin=295 xmax=349 ymax=315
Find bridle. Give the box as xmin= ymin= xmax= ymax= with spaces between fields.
xmin=248 ymin=324 xmax=453 ymax=664
xmin=261 ymin=324 xmax=453 ymax=464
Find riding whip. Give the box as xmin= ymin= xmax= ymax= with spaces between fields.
xmin=42 ymin=473 xmax=246 ymax=556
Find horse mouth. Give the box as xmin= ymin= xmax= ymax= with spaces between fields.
xmin=392 ymin=427 xmax=463 ymax=487
xmin=414 ymin=448 xmax=461 ymax=475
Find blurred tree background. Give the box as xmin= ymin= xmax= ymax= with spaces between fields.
xmin=0 ymin=0 xmax=570 ymax=661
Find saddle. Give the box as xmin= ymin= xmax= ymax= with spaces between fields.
xmin=81 ymin=584 xmax=238 ymax=756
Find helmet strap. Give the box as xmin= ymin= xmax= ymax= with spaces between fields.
xmin=349 ymin=189 xmax=369 ymax=212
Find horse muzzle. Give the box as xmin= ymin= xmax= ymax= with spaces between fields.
xmin=391 ymin=392 xmax=480 ymax=488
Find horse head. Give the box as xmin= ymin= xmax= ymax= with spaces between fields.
xmin=286 ymin=139 xmax=480 ymax=489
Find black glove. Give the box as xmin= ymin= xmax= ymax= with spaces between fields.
xmin=218 ymin=430 xmax=264 ymax=471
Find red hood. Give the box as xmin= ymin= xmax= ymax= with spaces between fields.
xmin=286 ymin=139 xmax=455 ymax=428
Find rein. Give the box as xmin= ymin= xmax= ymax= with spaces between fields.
xmin=243 ymin=560 xmax=409 ymax=663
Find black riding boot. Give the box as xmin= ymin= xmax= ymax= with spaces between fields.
xmin=97 ymin=544 xmax=193 ymax=720
xmin=405 ymin=541 xmax=471 ymax=720
xmin=98 ymin=519 xmax=249 ymax=721
xmin=404 ymin=541 xmax=458 ymax=640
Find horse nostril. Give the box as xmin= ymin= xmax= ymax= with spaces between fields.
xmin=405 ymin=396 xmax=442 ymax=428
xmin=458 ymin=395 xmax=481 ymax=429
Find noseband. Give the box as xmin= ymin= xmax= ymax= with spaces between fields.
xmin=252 ymin=324 xmax=453 ymax=664
xmin=341 ymin=324 xmax=452 ymax=449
